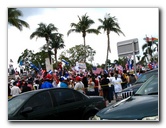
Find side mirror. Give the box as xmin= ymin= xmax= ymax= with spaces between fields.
xmin=20 ymin=107 xmax=33 ymax=114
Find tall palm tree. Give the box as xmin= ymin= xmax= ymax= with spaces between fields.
xmin=67 ymin=13 xmax=100 ymax=62
xmin=98 ymin=13 xmax=125 ymax=69
xmin=8 ymin=8 xmax=29 ymax=31
xmin=30 ymin=22 xmax=58 ymax=64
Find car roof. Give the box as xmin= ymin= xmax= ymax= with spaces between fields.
xmin=13 ymin=88 xmax=75 ymax=98
xmin=122 ymin=69 xmax=158 ymax=92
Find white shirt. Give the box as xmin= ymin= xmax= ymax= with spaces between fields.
xmin=109 ymin=76 xmax=115 ymax=87
xmin=10 ymin=86 xmax=21 ymax=96
xmin=112 ymin=77 xmax=122 ymax=93
xmin=87 ymin=81 xmax=95 ymax=92
xmin=74 ymin=81 xmax=84 ymax=93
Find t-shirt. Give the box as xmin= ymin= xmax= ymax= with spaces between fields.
xmin=10 ymin=86 xmax=21 ymax=96
xmin=112 ymin=77 xmax=122 ymax=93
xmin=87 ymin=81 xmax=95 ymax=92
xmin=60 ymin=82 xmax=68 ymax=88
xmin=74 ymin=81 xmax=84 ymax=93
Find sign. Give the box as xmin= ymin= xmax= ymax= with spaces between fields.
xmin=117 ymin=38 xmax=139 ymax=57
xmin=76 ymin=62 xmax=87 ymax=69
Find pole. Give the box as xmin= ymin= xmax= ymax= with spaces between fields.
xmin=132 ymin=40 xmax=137 ymax=76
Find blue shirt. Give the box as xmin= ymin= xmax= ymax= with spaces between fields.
xmin=40 ymin=81 xmax=53 ymax=89
xmin=60 ymin=82 xmax=68 ymax=88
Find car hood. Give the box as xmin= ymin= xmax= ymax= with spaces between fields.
xmin=96 ymin=95 xmax=158 ymax=120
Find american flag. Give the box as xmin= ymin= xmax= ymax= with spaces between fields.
xmin=92 ymin=68 xmax=103 ymax=75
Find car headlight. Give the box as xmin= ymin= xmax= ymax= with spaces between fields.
xmin=92 ymin=115 xmax=101 ymax=120
xmin=142 ymin=116 xmax=159 ymax=121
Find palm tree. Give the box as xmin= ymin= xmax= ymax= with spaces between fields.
xmin=142 ymin=39 xmax=158 ymax=62
xmin=41 ymin=33 xmax=65 ymax=63
xmin=98 ymin=13 xmax=125 ymax=69
xmin=67 ymin=13 xmax=100 ymax=62
xmin=30 ymin=22 xmax=58 ymax=64
xmin=8 ymin=8 xmax=29 ymax=31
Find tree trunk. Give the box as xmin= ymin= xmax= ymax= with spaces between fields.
xmin=46 ymin=38 xmax=51 ymax=65
xmin=105 ymin=33 xmax=110 ymax=69
xmin=83 ymin=36 xmax=86 ymax=63
xmin=54 ymin=48 xmax=57 ymax=63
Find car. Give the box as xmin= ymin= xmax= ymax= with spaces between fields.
xmin=8 ymin=88 xmax=106 ymax=120
xmin=121 ymin=68 xmax=158 ymax=99
xmin=92 ymin=73 xmax=159 ymax=120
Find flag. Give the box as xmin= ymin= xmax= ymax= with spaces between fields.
xmin=48 ymin=69 xmax=53 ymax=74
xmin=62 ymin=59 xmax=69 ymax=65
xmin=92 ymin=68 xmax=103 ymax=75
xmin=144 ymin=36 xmax=158 ymax=43
xmin=152 ymin=37 xmax=158 ymax=42
xmin=19 ymin=60 xmax=24 ymax=66
xmin=30 ymin=63 xmax=39 ymax=71
xmin=92 ymin=66 xmax=97 ymax=70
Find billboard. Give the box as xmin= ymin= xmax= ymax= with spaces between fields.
xmin=117 ymin=38 xmax=139 ymax=57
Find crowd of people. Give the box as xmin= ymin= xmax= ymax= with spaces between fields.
xmin=8 ymin=67 xmax=145 ymax=103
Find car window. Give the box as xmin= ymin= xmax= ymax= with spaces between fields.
xmin=136 ymin=74 xmax=158 ymax=95
xmin=8 ymin=93 xmax=31 ymax=115
xmin=52 ymin=89 xmax=76 ymax=106
xmin=51 ymin=89 xmax=85 ymax=106
xmin=136 ymin=70 xmax=157 ymax=83
xmin=23 ymin=91 xmax=53 ymax=111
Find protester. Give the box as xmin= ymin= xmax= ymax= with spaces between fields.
xmin=68 ymin=79 xmax=75 ymax=89
xmin=27 ymin=81 xmax=34 ymax=91
xmin=121 ymin=70 xmax=128 ymax=89
xmin=108 ymin=72 xmax=115 ymax=103
xmin=82 ymin=75 xmax=88 ymax=94
xmin=8 ymin=83 xmax=12 ymax=99
xmin=33 ymin=76 xmax=40 ymax=90
xmin=10 ymin=81 xmax=21 ymax=97
xmin=74 ymin=76 xmax=85 ymax=93
xmin=86 ymin=76 xmax=95 ymax=96
xmin=59 ymin=76 xmax=68 ymax=88
xmin=21 ymin=80 xmax=31 ymax=93
xmin=40 ymin=78 xmax=53 ymax=89
xmin=127 ymin=70 xmax=137 ymax=87
xmin=112 ymin=73 xmax=123 ymax=102
xmin=100 ymin=74 xmax=110 ymax=102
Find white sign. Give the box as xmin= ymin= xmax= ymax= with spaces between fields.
xmin=76 ymin=62 xmax=86 ymax=69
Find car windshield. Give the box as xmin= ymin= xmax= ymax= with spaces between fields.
xmin=8 ymin=93 xmax=31 ymax=115
xmin=135 ymin=70 xmax=157 ymax=84
xmin=135 ymin=74 xmax=158 ymax=95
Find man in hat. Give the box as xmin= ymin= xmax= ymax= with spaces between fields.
xmin=74 ymin=76 xmax=85 ymax=93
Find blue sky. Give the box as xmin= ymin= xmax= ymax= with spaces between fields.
xmin=8 ymin=8 xmax=159 ymax=68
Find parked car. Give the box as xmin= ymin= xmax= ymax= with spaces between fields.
xmin=121 ymin=68 xmax=158 ymax=99
xmin=8 ymin=88 xmax=106 ymax=120
xmin=92 ymin=73 xmax=159 ymax=120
